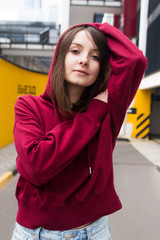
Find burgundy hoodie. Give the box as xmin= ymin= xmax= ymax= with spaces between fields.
xmin=14 ymin=23 xmax=147 ymax=230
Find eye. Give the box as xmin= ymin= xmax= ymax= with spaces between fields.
xmin=71 ymin=49 xmax=80 ymax=54
xmin=91 ymin=55 xmax=100 ymax=61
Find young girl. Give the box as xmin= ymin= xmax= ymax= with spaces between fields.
xmin=12 ymin=23 xmax=147 ymax=240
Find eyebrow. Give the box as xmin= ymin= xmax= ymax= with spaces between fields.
xmin=71 ymin=42 xmax=99 ymax=51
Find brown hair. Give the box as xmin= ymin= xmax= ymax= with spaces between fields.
xmin=51 ymin=25 xmax=111 ymax=114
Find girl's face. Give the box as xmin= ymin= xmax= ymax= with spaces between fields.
xmin=64 ymin=30 xmax=100 ymax=91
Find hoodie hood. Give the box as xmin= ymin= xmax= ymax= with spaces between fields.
xmin=42 ymin=21 xmax=147 ymax=125
xmin=43 ymin=22 xmax=147 ymax=107
xmin=43 ymin=23 xmax=110 ymax=102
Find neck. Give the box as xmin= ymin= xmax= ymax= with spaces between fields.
xmin=66 ymin=83 xmax=85 ymax=104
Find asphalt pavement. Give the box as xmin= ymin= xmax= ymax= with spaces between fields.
xmin=0 ymin=139 xmax=160 ymax=239
xmin=110 ymin=140 xmax=160 ymax=240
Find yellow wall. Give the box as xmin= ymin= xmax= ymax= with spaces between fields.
xmin=0 ymin=57 xmax=152 ymax=148
xmin=127 ymin=89 xmax=151 ymax=139
xmin=0 ymin=58 xmax=48 ymax=149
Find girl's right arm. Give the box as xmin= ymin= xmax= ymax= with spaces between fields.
xmin=14 ymin=96 xmax=107 ymax=186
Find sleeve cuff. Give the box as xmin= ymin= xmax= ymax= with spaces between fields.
xmin=86 ymin=99 xmax=108 ymax=123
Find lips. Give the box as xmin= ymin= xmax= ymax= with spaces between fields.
xmin=74 ymin=69 xmax=89 ymax=75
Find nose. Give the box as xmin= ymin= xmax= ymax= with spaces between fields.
xmin=79 ymin=56 xmax=88 ymax=65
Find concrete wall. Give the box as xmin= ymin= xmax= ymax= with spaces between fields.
xmin=70 ymin=5 xmax=122 ymax=25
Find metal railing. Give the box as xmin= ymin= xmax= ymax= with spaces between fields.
xmin=0 ymin=21 xmax=60 ymax=45
xmin=70 ymin=0 xmax=122 ymax=5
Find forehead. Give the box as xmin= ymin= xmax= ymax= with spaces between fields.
xmin=71 ymin=30 xmax=97 ymax=49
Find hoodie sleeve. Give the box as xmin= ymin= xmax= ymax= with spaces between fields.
xmin=14 ymin=96 xmax=107 ymax=186
xmin=97 ymin=23 xmax=148 ymax=139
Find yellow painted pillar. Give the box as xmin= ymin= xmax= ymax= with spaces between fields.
xmin=127 ymin=89 xmax=151 ymax=139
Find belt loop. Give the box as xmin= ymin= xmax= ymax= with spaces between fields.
xmin=34 ymin=227 xmax=41 ymax=240
xmin=86 ymin=227 xmax=93 ymax=240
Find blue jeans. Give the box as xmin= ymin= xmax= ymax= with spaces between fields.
xmin=11 ymin=216 xmax=111 ymax=240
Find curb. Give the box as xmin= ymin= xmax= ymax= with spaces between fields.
xmin=117 ymin=137 xmax=130 ymax=142
xmin=0 ymin=165 xmax=18 ymax=190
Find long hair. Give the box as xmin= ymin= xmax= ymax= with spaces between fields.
xmin=51 ymin=25 xmax=111 ymax=114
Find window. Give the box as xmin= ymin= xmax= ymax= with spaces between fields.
xmin=24 ymin=0 xmax=41 ymax=9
